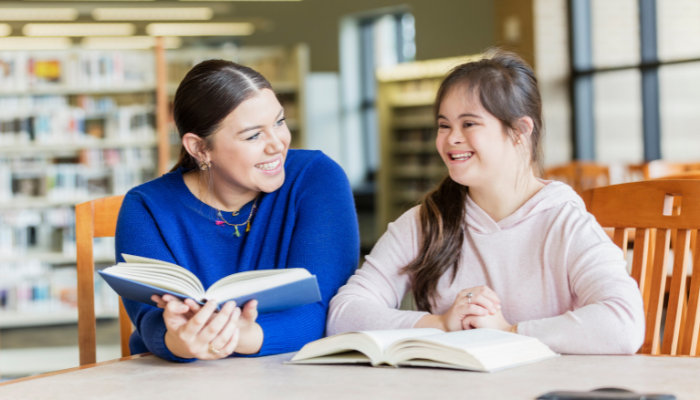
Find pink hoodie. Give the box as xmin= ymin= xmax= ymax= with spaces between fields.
xmin=327 ymin=181 xmax=645 ymax=354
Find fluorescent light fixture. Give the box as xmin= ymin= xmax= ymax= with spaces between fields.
xmin=179 ymin=0 xmax=301 ymax=2
xmin=82 ymin=36 xmax=182 ymax=49
xmin=93 ymin=7 xmax=213 ymax=21
xmin=23 ymin=23 xmax=136 ymax=37
xmin=0 ymin=24 xmax=11 ymax=36
xmin=147 ymin=22 xmax=254 ymax=36
xmin=0 ymin=37 xmax=72 ymax=50
xmin=0 ymin=8 xmax=78 ymax=21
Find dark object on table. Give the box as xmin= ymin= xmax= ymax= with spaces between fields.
xmin=537 ymin=387 xmax=676 ymax=400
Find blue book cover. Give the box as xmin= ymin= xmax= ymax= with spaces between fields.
xmin=99 ymin=271 xmax=322 ymax=313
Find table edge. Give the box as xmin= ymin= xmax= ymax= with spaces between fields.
xmin=0 ymin=352 xmax=153 ymax=387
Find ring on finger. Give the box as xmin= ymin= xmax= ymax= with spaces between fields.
xmin=209 ymin=343 xmax=221 ymax=355
xmin=466 ymin=292 xmax=473 ymax=304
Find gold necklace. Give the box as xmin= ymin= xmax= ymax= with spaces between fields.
xmin=215 ymin=196 xmax=259 ymax=237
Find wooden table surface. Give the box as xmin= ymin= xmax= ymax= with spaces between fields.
xmin=0 ymin=353 xmax=698 ymax=400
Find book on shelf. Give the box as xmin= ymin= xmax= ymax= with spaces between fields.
xmin=289 ymin=328 xmax=558 ymax=372
xmin=99 ymin=254 xmax=322 ymax=313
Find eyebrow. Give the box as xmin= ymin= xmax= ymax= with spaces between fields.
xmin=236 ymin=108 xmax=285 ymax=135
xmin=437 ymin=113 xmax=483 ymax=120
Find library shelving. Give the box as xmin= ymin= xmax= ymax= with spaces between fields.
xmin=164 ymin=43 xmax=309 ymax=166
xmin=375 ymin=54 xmax=481 ymax=234
xmin=0 ymin=48 xmax=167 ymax=328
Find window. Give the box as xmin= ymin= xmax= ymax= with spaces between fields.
xmin=570 ymin=0 xmax=700 ymax=162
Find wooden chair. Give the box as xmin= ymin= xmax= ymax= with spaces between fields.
xmin=656 ymin=172 xmax=700 ymax=181
xmin=76 ymin=195 xmax=131 ymax=366
xmin=643 ymin=160 xmax=700 ymax=180
xmin=545 ymin=161 xmax=609 ymax=194
xmin=582 ymin=180 xmax=700 ymax=356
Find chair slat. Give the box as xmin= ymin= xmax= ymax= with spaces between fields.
xmin=687 ymin=230 xmax=700 ymax=355
xmin=613 ymin=228 xmax=629 ymax=259
xmin=119 ymin=299 xmax=132 ymax=358
xmin=661 ymin=229 xmax=692 ymax=355
xmin=641 ymin=228 xmax=671 ymax=355
xmin=630 ymin=228 xmax=650 ymax=292
xmin=643 ymin=229 xmax=657 ymax=314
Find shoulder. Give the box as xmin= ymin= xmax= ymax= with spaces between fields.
xmin=119 ymin=169 xmax=188 ymax=215
xmin=542 ymin=183 xmax=611 ymax=245
xmin=283 ymin=149 xmax=349 ymax=191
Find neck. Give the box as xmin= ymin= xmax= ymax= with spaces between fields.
xmin=468 ymin=168 xmax=545 ymax=223
xmin=184 ymin=169 xmax=260 ymax=212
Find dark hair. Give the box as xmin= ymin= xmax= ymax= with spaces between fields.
xmin=169 ymin=59 xmax=273 ymax=172
xmin=402 ymin=49 xmax=544 ymax=313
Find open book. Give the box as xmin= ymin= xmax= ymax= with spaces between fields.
xmin=99 ymin=254 xmax=322 ymax=313
xmin=289 ymin=328 xmax=558 ymax=372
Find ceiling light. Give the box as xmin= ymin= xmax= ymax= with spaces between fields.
xmin=81 ymin=36 xmax=182 ymax=49
xmin=0 ymin=8 xmax=78 ymax=21
xmin=146 ymin=22 xmax=254 ymax=36
xmin=92 ymin=8 xmax=212 ymax=21
xmin=0 ymin=24 xmax=11 ymax=36
xmin=0 ymin=37 xmax=72 ymax=50
xmin=23 ymin=23 xmax=136 ymax=37
xmin=179 ymin=0 xmax=301 ymax=2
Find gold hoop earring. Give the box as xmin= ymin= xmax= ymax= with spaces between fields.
xmin=199 ymin=160 xmax=211 ymax=171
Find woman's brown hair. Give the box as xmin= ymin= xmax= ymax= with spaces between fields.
xmin=401 ymin=49 xmax=544 ymax=313
xmin=169 ymin=59 xmax=272 ymax=172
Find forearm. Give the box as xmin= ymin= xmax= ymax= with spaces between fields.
xmin=517 ymin=300 xmax=644 ymax=354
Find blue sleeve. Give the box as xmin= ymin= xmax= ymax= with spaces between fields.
xmin=241 ymin=154 xmax=360 ymax=356
xmin=115 ymin=192 xmax=196 ymax=363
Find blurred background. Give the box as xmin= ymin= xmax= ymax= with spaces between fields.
xmin=0 ymin=0 xmax=698 ymax=380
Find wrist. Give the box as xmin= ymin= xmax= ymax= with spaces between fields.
xmin=235 ymin=322 xmax=263 ymax=355
xmin=508 ymin=323 xmax=518 ymax=334
xmin=165 ymin=330 xmax=195 ymax=359
xmin=415 ymin=314 xmax=448 ymax=331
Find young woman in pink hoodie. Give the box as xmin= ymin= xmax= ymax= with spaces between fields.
xmin=327 ymin=50 xmax=645 ymax=354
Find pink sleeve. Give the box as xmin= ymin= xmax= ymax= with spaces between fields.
xmin=326 ymin=208 xmax=430 ymax=336
xmin=518 ymin=211 xmax=646 ymax=354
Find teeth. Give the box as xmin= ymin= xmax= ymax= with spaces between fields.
xmin=451 ymin=152 xmax=473 ymax=160
xmin=255 ymin=159 xmax=280 ymax=171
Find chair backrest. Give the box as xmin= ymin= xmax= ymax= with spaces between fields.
xmin=644 ymin=160 xmax=700 ymax=179
xmin=582 ymin=180 xmax=700 ymax=356
xmin=545 ymin=161 xmax=609 ymax=193
xmin=656 ymin=172 xmax=700 ymax=181
xmin=76 ymin=195 xmax=128 ymax=366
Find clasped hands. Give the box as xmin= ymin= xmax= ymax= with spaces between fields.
xmin=151 ymin=294 xmax=261 ymax=360
xmin=440 ymin=286 xmax=514 ymax=332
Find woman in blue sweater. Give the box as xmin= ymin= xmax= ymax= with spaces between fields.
xmin=115 ymin=60 xmax=359 ymax=362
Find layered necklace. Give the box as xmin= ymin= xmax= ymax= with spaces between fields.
xmin=215 ymin=195 xmax=260 ymax=237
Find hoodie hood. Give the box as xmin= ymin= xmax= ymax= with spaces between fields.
xmin=465 ymin=180 xmax=584 ymax=235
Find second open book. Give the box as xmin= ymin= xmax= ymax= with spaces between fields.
xmin=289 ymin=328 xmax=558 ymax=372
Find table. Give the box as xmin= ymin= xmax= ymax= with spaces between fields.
xmin=0 ymin=353 xmax=698 ymax=400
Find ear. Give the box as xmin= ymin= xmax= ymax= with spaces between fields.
xmin=182 ymin=133 xmax=208 ymax=163
xmin=515 ymin=116 xmax=535 ymax=143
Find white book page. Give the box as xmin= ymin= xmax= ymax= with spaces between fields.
xmin=407 ymin=329 xmax=530 ymax=352
xmin=358 ymin=328 xmax=445 ymax=353
xmin=205 ymin=268 xmax=311 ymax=301
xmin=118 ymin=254 xmax=204 ymax=293
xmin=102 ymin=267 xmax=203 ymax=299
xmin=114 ymin=263 xmax=203 ymax=292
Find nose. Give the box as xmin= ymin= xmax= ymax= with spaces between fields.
xmin=447 ymin=128 xmax=465 ymax=146
xmin=265 ymin=129 xmax=285 ymax=153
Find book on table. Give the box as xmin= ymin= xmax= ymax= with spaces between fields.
xmin=99 ymin=254 xmax=322 ymax=313
xmin=289 ymin=328 xmax=558 ymax=372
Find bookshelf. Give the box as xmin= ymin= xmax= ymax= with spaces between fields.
xmin=165 ymin=43 xmax=309 ymax=167
xmin=0 ymin=48 xmax=165 ymax=327
xmin=375 ymin=54 xmax=481 ymax=234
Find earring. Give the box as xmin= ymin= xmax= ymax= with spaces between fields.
xmin=199 ymin=160 xmax=211 ymax=171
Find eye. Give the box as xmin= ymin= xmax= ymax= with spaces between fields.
xmin=275 ymin=117 xmax=286 ymax=127
xmin=438 ymin=124 xmax=449 ymax=130
xmin=246 ymin=132 xmax=261 ymax=141
xmin=463 ymin=121 xmax=475 ymax=128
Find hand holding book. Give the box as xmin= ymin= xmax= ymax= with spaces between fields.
xmin=156 ymin=296 xmax=262 ymax=359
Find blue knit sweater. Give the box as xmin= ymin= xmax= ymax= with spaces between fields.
xmin=115 ymin=150 xmax=360 ymax=362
